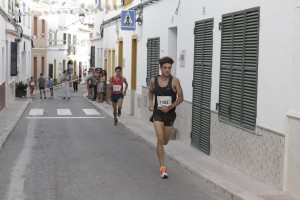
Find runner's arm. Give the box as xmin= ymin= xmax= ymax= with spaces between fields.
xmin=148 ymin=78 xmax=155 ymax=111
xmin=108 ymin=77 xmax=112 ymax=90
xmin=123 ymin=77 xmax=128 ymax=93
xmin=169 ymin=78 xmax=184 ymax=110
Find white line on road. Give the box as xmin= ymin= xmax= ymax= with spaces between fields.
xmin=82 ymin=109 xmax=100 ymax=115
xmin=26 ymin=117 xmax=105 ymax=119
xmin=57 ymin=109 xmax=72 ymax=115
xmin=29 ymin=109 xmax=43 ymax=115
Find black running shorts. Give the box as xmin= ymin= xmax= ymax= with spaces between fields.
xmin=110 ymin=93 xmax=124 ymax=103
xmin=153 ymin=109 xmax=176 ymax=127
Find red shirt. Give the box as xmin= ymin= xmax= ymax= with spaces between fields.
xmin=111 ymin=76 xmax=123 ymax=94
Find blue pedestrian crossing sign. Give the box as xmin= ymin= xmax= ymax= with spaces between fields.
xmin=121 ymin=10 xmax=136 ymax=31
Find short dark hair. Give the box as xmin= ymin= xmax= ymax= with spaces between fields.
xmin=40 ymin=73 xmax=43 ymax=76
xmin=115 ymin=66 xmax=122 ymax=71
xmin=159 ymin=56 xmax=174 ymax=66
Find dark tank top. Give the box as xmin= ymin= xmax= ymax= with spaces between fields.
xmin=153 ymin=75 xmax=177 ymax=112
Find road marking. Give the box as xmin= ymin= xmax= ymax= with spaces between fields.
xmin=82 ymin=109 xmax=100 ymax=115
xmin=57 ymin=109 xmax=72 ymax=115
xmin=26 ymin=117 xmax=105 ymax=119
xmin=29 ymin=109 xmax=44 ymax=115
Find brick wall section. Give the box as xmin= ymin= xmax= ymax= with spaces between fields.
xmin=210 ymin=112 xmax=285 ymax=189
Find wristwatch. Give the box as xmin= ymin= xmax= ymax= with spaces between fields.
xmin=168 ymin=105 xmax=172 ymax=110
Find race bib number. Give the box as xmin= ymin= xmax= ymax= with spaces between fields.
xmin=30 ymin=82 xmax=35 ymax=86
xmin=113 ymin=85 xmax=122 ymax=92
xmin=157 ymin=96 xmax=172 ymax=108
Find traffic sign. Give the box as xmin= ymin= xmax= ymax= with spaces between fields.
xmin=121 ymin=10 xmax=136 ymax=31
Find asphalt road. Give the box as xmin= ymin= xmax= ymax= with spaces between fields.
xmin=0 ymin=87 xmax=227 ymax=200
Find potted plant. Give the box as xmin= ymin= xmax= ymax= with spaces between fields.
xmin=15 ymin=81 xmax=28 ymax=98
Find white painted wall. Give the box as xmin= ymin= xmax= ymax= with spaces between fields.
xmin=284 ymin=1 xmax=300 ymax=198
xmin=289 ymin=0 xmax=300 ymax=117
xmin=91 ymin=39 xmax=103 ymax=68
xmin=47 ymin=49 xmax=66 ymax=78
xmin=74 ymin=30 xmax=92 ymax=71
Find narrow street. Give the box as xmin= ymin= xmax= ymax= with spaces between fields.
xmin=0 ymin=86 xmax=226 ymax=200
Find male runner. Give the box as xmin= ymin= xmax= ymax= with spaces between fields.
xmin=109 ymin=66 xmax=128 ymax=126
xmin=148 ymin=56 xmax=184 ymax=179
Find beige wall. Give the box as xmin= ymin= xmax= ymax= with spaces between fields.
xmin=32 ymin=16 xmax=47 ymax=49
xmin=284 ymin=113 xmax=300 ymax=198
xmin=31 ymin=50 xmax=48 ymax=80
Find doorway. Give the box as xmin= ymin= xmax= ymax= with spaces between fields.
xmin=168 ymin=27 xmax=177 ymax=76
xmin=49 ymin=64 xmax=53 ymax=80
xmin=130 ymin=36 xmax=138 ymax=116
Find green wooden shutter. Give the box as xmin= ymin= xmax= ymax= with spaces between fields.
xmin=11 ymin=42 xmax=18 ymax=76
xmin=219 ymin=7 xmax=259 ymax=130
xmin=146 ymin=38 xmax=160 ymax=86
xmin=191 ymin=18 xmax=214 ymax=155
xmin=242 ymin=8 xmax=259 ymax=129
xmin=90 ymin=46 xmax=95 ymax=67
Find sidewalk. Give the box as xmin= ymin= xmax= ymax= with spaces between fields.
xmin=0 ymin=90 xmax=299 ymax=200
xmin=0 ymin=99 xmax=29 ymax=152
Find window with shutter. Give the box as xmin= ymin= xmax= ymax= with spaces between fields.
xmin=191 ymin=18 xmax=214 ymax=155
xmin=219 ymin=7 xmax=259 ymax=130
xmin=11 ymin=42 xmax=18 ymax=76
xmin=63 ymin=33 xmax=66 ymax=45
xmin=146 ymin=38 xmax=160 ymax=86
xmin=90 ymin=46 xmax=96 ymax=67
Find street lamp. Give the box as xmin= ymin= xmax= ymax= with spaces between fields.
xmin=78 ymin=13 xmax=94 ymax=28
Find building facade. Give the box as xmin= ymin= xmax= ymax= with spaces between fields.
xmin=31 ymin=15 xmax=47 ymax=83
xmin=93 ymin=0 xmax=300 ymax=197
xmin=0 ymin=0 xmax=32 ymax=110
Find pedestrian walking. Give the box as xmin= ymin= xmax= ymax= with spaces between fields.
xmin=148 ymin=56 xmax=184 ymax=179
xmin=29 ymin=76 xmax=35 ymax=97
xmin=108 ymin=66 xmax=128 ymax=126
xmin=38 ymin=73 xmax=47 ymax=99
xmin=87 ymin=68 xmax=95 ymax=99
xmin=62 ymin=70 xmax=70 ymax=100
xmin=73 ymin=72 xmax=79 ymax=92
xmin=99 ymin=70 xmax=107 ymax=102
xmin=48 ymin=76 xmax=54 ymax=99
xmin=92 ymin=68 xmax=100 ymax=101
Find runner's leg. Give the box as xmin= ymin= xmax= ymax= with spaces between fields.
xmin=154 ymin=121 xmax=166 ymax=167
xmin=163 ymin=126 xmax=173 ymax=145
xmin=117 ymin=97 xmax=123 ymax=116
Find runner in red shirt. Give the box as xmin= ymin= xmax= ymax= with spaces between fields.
xmin=108 ymin=66 xmax=128 ymax=126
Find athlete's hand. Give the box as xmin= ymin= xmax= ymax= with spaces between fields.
xmin=161 ymin=106 xmax=169 ymax=113
xmin=123 ymin=91 xmax=126 ymax=96
xmin=149 ymin=104 xmax=154 ymax=111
